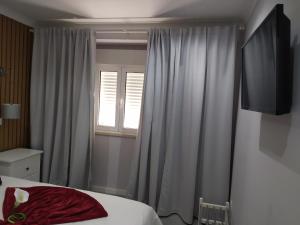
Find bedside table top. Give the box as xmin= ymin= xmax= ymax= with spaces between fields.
xmin=0 ymin=148 xmax=43 ymax=163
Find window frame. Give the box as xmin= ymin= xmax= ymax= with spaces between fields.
xmin=95 ymin=63 xmax=145 ymax=137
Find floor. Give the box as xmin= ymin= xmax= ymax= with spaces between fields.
xmin=160 ymin=214 xmax=198 ymax=225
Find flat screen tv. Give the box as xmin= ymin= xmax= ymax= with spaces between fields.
xmin=241 ymin=4 xmax=292 ymax=115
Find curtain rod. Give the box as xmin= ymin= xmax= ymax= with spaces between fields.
xmin=29 ymin=25 xmax=245 ymax=33
xmin=95 ymin=26 xmax=245 ymax=34
xmin=28 ymin=29 xmax=149 ymax=34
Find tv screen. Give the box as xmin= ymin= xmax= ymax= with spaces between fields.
xmin=241 ymin=4 xmax=292 ymax=115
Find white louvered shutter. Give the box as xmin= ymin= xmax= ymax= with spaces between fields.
xmin=98 ymin=71 xmax=118 ymax=127
xmin=123 ymin=72 xmax=144 ymax=129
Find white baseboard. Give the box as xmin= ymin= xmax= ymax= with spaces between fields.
xmin=91 ymin=185 xmax=128 ymax=197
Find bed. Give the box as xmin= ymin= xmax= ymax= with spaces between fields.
xmin=0 ymin=176 xmax=162 ymax=225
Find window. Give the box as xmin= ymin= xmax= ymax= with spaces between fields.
xmin=95 ymin=64 xmax=145 ymax=136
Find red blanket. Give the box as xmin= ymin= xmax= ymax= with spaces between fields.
xmin=0 ymin=186 xmax=108 ymax=225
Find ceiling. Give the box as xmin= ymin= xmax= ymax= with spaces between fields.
xmin=0 ymin=0 xmax=258 ymax=25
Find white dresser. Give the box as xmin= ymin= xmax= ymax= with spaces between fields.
xmin=0 ymin=148 xmax=42 ymax=182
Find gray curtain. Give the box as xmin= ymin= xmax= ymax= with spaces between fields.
xmin=128 ymin=26 xmax=238 ymax=224
xmin=30 ymin=28 xmax=96 ymax=188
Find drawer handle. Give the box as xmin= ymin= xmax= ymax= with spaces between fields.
xmin=26 ymin=167 xmax=30 ymax=171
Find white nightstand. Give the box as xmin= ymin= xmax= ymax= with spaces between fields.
xmin=0 ymin=148 xmax=43 ymax=182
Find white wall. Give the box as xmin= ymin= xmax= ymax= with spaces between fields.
xmin=92 ymin=48 xmax=147 ymax=195
xmin=231 ymin=1 xmax=300 ymax=225
xmin=92 ymin=135 xmax=136 ymax=195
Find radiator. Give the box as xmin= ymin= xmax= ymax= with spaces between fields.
xmin=198 ymin=198 xmax=230 ymax=225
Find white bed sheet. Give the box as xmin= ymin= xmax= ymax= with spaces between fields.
xmin=0 ymin=176 xmax=162 ymax=225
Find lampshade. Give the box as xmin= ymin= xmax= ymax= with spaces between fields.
xmin=1 ymin=104 xmax=20 ymax=119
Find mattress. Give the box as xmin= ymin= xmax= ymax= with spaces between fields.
xmin=0 ymin=176 xmax=162 ymax=225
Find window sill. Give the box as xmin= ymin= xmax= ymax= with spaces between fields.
xmin=95 ymin=131 xmax=137 ymax=139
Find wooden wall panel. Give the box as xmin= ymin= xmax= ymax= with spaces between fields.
xmin=0 ymin=14 xmax=33 ymax=151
